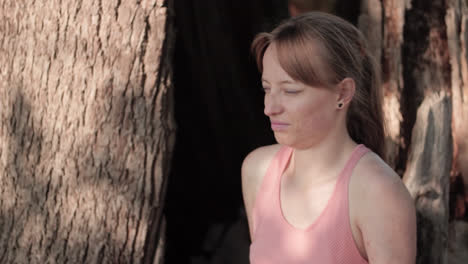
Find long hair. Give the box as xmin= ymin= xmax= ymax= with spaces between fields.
xmin=251 ymin=12 xmax=386 ymax=158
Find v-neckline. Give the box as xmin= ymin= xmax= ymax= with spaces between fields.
xmin=277 ymin=144 xmax=363 ymax=232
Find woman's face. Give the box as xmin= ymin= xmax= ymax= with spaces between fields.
xmin=262 ymin=44 xmax=339 ymax=149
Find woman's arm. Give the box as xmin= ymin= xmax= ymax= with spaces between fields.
xmin=353 ymin=155 xmax=417 ymax=264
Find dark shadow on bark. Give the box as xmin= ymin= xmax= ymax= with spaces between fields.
xmin=142 ymin=1 xmax=176 ymax=263
xmin=450 ymin=173 xmax=468 ymax=220
xmin=0 ymin=77 xmax=168 ymax=263
xmin=399 ymin=0 xmax=450 ymax=175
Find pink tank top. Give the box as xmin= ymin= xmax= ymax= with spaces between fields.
xmin=250 ymin=144 xmax=370 ymax=264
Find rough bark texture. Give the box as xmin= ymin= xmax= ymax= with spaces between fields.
xmin=360 ymin=0 xmax=460 ymax=263
xmin=403 ymin=93 xmax=452 ymax=264
xmin=447 ymin=0 xmax=468 ymax=263
xmin=380 ymin=0 xmax=407 ymax=169
xmin=358 ymin=0 xmax=382 ymax=69
xmin=0 ymin=0 xmax=175 ymax=263
xmin=448 ymin=220 xmax=468 ymax=263
xmin=400 ymin=0 xmax=453 ymax=263
xmin=449 ymin=0 xmax=468 ymax=217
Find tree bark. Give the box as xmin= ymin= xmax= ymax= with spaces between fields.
xmin=0 ymin=0 xmax=175 ymax=263
xmin=379 ymin=0 xmax=406 ymax=170
xmin=449 ymin=0 xmax=468 ymax=216
xmin=448 ymin=220 xmax=468 ymax=263
xmin=358 ymin=0 xmax=382 ymax=69
xmin=360 ymin=0 xmax=460 ymax=263
xmin=446 ymin=0 xmax=468 ymax=263
xmin=400 ymin=2 xmax=453 ymax=263
xmin=403 ymin=94 xmax=452 ymax=264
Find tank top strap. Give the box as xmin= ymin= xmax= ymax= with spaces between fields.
xmin=340 ymin=144 xmax=371 ymax=187
xmin=252 ymin=145 xmax=293 ymax=238
xmin=276 ymin=145 xmax=294 ymax=172
xmin=344 ymin=145 xmax=370 ymax=172
xmin=261 ymin=145 xmax=293 ymax=193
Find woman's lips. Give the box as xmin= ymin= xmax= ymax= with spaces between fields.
xmin=270 ymin=121 xmax=289 ymax=131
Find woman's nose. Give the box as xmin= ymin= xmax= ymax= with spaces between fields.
xmin=264 ymin=94 xmax=283 ymax=116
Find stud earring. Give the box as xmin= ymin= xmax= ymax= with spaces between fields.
xmin=338 ymin=102 xmax=343 ymax=109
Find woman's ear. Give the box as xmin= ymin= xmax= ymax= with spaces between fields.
xmin=336 ymin=78 xmax=356 ymax=108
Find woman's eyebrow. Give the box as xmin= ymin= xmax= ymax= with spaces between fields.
xmin=261 ymin=78 xmax=295 ymax=85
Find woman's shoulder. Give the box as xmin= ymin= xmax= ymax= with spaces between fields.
xmin=243 ymin=144 xmax=282 ymax=168
xmin=352 ymin=150 xmax=416 ymax=232
xmin=241 ymin=144 xmax=282 ymax=182
xmin=242 ymin=144 xmax=283 ymax=237
xmin=349 ymin=150 xmax=417 ymax=262
xmin=241 ymin=144 xmax=282 ymax=203
xmin=352 ymin=151 xmax=408 ymax=196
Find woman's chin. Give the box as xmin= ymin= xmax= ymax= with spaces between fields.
xmin=274 ymin=134 xmax=295 ymax=147
xmin=274 ymin=134 xmax=321 ymax=150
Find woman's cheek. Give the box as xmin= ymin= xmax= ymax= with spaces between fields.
xmin=303 ymin=109 xmax=334 ymax=134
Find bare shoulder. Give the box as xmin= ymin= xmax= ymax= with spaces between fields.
xmin=350 ymin=151 xmax=417 ymax=263
xmin=241 ymin=144 xmax=282 ymax=237
xmin=352 ymin=152 xmax=412 ymax=202
xmin=242 ymin=144 xmax=282 ymax=182
xmin=242 ymin=144 xmax=281 ymax=201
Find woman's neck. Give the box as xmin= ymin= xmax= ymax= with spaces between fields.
xmin=285 ymin=131 xmax=357 ymax=188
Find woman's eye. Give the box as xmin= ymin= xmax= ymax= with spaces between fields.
xmin=285 ymin=90 xmax=300 ymax=94
xmin=262 ymin=87 xmax=271 ymax=93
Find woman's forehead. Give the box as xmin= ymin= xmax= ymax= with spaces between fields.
xmin=261 ymin=46 xmax=297 ymax=84
xmin=261 ymin=43 xmax=324 ymax=86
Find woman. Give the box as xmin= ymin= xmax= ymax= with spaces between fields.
xmin=241 ymin=12 xmax=417 ymax=264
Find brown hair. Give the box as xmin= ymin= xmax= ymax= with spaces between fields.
xmin=252 ymin=12 xmax=386 ymax=158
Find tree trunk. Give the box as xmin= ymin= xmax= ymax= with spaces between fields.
xmin=373 ymin=0 xmax=405 ymax=170
xmin=449 ymin=0 xmax=468 ymax=216
xmin=447 ymin=0 xmax=468 ymax=263
xmin=400 ymin=1 xmax=453 ymax=264
xmin=0 ymin=0 xmax=175 ymax=263
xmin=359 ymin=0 xmax=468 ymax=263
